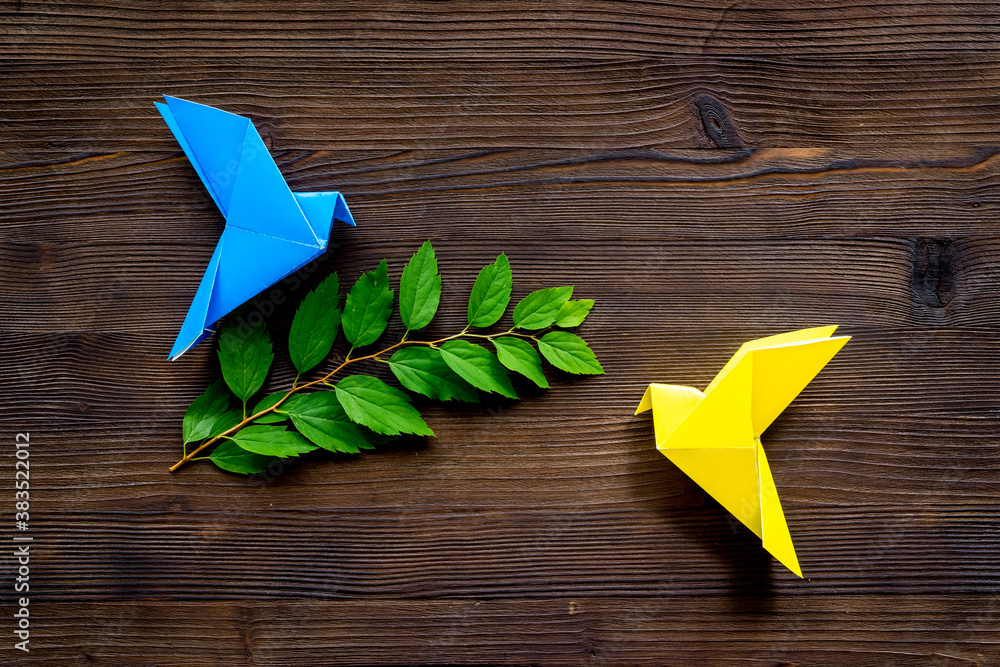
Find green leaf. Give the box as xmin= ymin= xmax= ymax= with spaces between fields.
xmin=343 ymin=259 xmax=394 ymax=347
xmin=537 ymin=331 xmax=604 ymax=375
xmin=282 ymin=392 xmax=372 ymax=454
xmin=438 ymin=340 xmax=518 ymax=399
xmin=182 ymin=379 xmax=232 ymax=444
xmin=388 ymin=347 xmax=479 ymax=402
xmin=492 ymin=337 xmax=549 ymax=389
xmin=554 ymin=299 xmax=594 ymax=328
xmin=288 ymin=272 xmax=341 ymax=374
xmin=334 ymin=375 xmax=435 ymax=437
xmin=231 ymin=425 xmax=317 ymax=457
xmin=512 ymin=286 xmax=573 ymax=330
xmin=209 ymin=440 xmax=274 ymax=475
xmin=217 ymin=316 xmax=274 ymax=402
xmin=399 ymin=241 xmax=442 ymax=331
xmin=207 ymin=410 xmax=242 ymax=439
xmin=251 ymin=391 xmax=289 ymax=424
xmin=467 ymin=253 xmax=512 ymax=327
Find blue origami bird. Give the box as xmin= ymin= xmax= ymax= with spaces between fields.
xmin=155 ymin=95 xmax=356 ymax=359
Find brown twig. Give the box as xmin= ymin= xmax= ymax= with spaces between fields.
xmin=169 ymin=327 xmax=531 ymax=472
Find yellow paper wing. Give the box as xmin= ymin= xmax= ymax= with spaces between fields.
xmin=662 ymin=354 xmax=754 ymax=451
xmin=756 ymin=442 xmax=802 ymax=577
xmin=704 ymin=325 xmax=840 ymax=396
xmin=749 ymin=335 xmax=850 ymax=437
xmin=666 ymin=446 xmax=762 ymax=538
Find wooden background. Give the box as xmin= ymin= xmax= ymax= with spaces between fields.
xmin=3 ymin=1 xmax=1000 ymax=664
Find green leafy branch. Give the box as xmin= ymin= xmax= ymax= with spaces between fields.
xmin=171 ymin=241 xmax=603 ymax=474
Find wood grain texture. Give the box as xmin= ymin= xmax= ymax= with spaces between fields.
xmin=4 ymin=1 xmax=1000 ymax=61
xmin=5 ymin=58 xmax=1000 ymax=151
xmin=5 ymin=146 xmax=1000 ymax=244
xmin=14 ymin=597 xmax=1000 ymax=666
xmin=4 ymin=1 xmax=1000 ymax=664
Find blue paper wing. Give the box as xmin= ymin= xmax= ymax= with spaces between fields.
xmin=224 ymin=125 xmax=321 ymax=247
xmin=161 ymin=96 xmax=250 ymax=217
xmin=155 ymin=102 xmax=225 ymax=215
xmin=204 ymin=227 xmax=323 ymax=326
xmin=168 ymin=241 xmax=225 ymax=360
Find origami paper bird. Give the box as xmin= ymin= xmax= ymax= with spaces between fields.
xmin=635 ymin=326 xmax=850 ymax=577
xmin=155 ymin=95 xmax=356 ymax=359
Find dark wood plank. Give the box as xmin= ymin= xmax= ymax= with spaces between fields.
xmin=0 ymin=237 xmax=925 ymax=329
xmin=4 ymin=1 xmax=1000 ymax=61
xmin=23 ymin=501 xmax=1000 ymax=599
xmin=19 ymin=597 xmax=1000 ymax=666
xmin=1 ymin=234 xmax=998 ymax=332
xmin=4 ymin=58 xmax=1000 ymax=151
xmin=5 ymin=147 xmax=999 ymax=244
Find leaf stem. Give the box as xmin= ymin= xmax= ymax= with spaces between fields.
xmin=461 ymin=331 xmax=536 ymax=341
xmin=170 ymin=328 xmax=533 ymax=472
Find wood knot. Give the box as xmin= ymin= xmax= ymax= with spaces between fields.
xmin=911 ymin=237 xmax=954 ymax=309
xmin=694 ymin=94 xmax=743 ymax=148
xmin=256 ymin=123 xmax=275 ymax=151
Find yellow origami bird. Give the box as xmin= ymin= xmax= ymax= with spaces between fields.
xmin=635 ymin=326 xmax=850 ymax=577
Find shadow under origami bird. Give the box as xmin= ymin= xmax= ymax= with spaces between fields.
xmin=155 ymin=95 xmax=356 ymax=359
xmin=636 ymin=326 xmax=850 ymax=577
